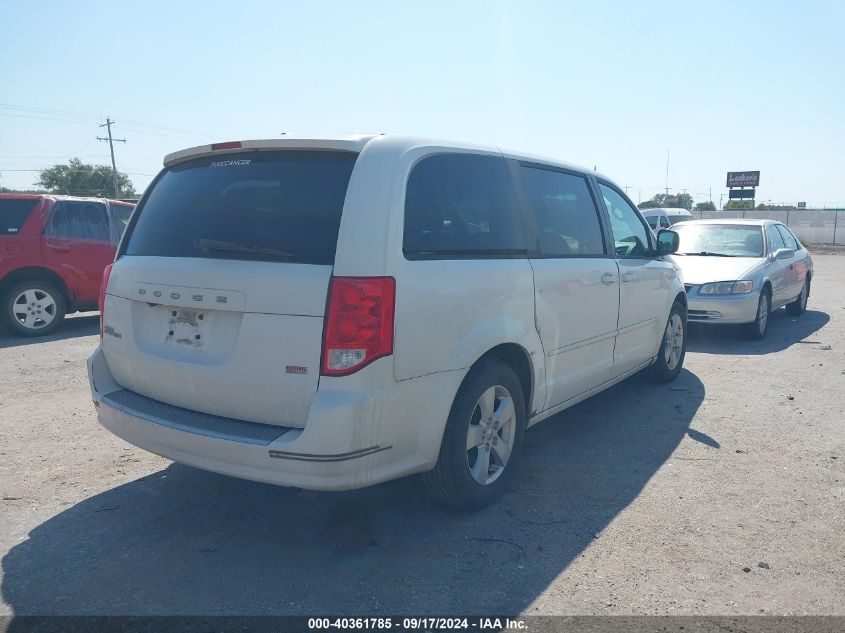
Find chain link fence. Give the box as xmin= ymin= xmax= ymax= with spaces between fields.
xmin=695 ymin=209 xmax=845 ymax=245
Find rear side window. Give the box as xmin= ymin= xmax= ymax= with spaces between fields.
xmin=767 ymin=225 xmax=786 ymax=253
xmin=124 ymin=151 xmax=358 ymax=265
xmin=645 ymin=216 xmax=658 ymax=229
xmin=403 ymin=153 xmax=527 ymax=259
xmin=45 ymin=201 xmax=110 ymax=242
xmin=776 ymin=224 xmax=800 ymax=250
xmin=519 ymin=166 xmax=605 ymax=256
xmin=0 ymin=198 xmax=39 ymax=234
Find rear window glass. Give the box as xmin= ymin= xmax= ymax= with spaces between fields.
xmin=0 ymin=199 xmax=39 ymax=234
xmin=124 ymin=151 xmax=358 ymax=265
xmin=403 ymin=153 xmax=527 ymax=259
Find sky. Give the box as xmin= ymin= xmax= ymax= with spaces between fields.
xmin=1 ymin=0 xmax=844 ymax=207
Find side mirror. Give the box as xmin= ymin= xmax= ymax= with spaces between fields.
xmin=656 ymin=229 xmax=680 ymax=255
xmin=772 ymin=248 xmax=795 ymax=260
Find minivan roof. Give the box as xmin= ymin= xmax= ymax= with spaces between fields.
xmin=164 ymin=135 xmax=381 ymax=166
xmin=162 ymin=135 xmax=607 ymax=181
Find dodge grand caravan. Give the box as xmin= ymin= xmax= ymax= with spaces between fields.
xmin=89 ymin=135 xmax=687 ymax=508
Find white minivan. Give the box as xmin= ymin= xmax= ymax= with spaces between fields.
xmin=641 ymin=207 xmax=694 ymax=230
xmin=89 ymin=135 xmax=687 ymax=508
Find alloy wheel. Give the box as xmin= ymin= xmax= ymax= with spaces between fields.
xmin=12 ymin=288 xmax=58 ymax=331
xmin=757 ymin=292 xmax=769 ymax=334
xmin=465 ymin=385 xmax=516 ymax=485
xmin=664 ymin=313 xmax=684 ymax=371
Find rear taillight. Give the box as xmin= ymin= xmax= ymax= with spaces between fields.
xmin=99 ymin=263 xmax=113 ymax=337
xmin=321 ymin=277 xmax=395 ymax=376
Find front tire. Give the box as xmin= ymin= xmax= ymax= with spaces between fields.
xmin=650 ymin=301 xmax=686 ymax=383
xmin=3 ymin=281 xmax=66 ymax=337
xmin=423 ymin=358 xmax=526 ymax=509
xmin=743 ymin=287 xmax=771 ymax=340
xmin=785 ymin=277 xmax=809 ymax=316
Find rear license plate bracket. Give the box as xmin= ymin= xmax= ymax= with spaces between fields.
xmin=166 ymin=308 xmax=208 ymax=347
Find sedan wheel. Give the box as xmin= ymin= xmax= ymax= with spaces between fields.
xmin=743 ymin=289 xmax=771 ymax=340
xmin=786 ymin=277 xmax=810 ymax=316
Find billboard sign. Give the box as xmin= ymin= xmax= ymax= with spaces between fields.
xmin=726 ymin=171 xmax=760 ymax=187
xmin=797 ymin=201 xmax=807 ymax=209
xmin=725 ymin=200 xmax=755 ymax=210
xmin=729 ymin=189 xmax=756 ymax=199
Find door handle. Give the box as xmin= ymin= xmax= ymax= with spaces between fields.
xmin=622 ymin=272 xmax=638 ymax=283
xmin=600 ymin=273 xmax=617 ymax=285
xmin=48 ymin=244 xmax=71 ymax=253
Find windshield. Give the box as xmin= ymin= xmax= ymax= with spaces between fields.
xmin=124 ymin=150 xmax=358 ymax=265
xmin=673 ymin=224 xmax=764 ymax=257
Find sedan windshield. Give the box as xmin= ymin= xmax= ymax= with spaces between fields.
xmin=673 ymin=224 xmax=764 ymax=257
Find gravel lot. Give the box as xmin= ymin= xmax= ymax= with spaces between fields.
xmin=0 ymin=255 xmax=843 ymax=617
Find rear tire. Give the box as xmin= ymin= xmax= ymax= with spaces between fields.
xmin=3 ymin=281 xmax=66 ymax=337
xmin=650 ymin=301 xmax=686 ymax=383
xmin=423 ymin=358 xmax=526 ymax=509
xmin=742 ymin=287 xmax=771 ymax=340
xmin=785 ymin=277 xmax=809 ymax=316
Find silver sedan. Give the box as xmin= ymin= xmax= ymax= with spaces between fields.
xmin=669 ymin=219 xmax=813 ymax=339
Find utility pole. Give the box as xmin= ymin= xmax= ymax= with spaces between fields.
xmin=664 ymin=148 xmax=670 ymax=195
xmin=97 ymin=117 xmax=126 ymax=199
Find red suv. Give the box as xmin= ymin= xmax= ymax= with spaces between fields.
xmin=0 ymin=194 xmax=134 ymax=336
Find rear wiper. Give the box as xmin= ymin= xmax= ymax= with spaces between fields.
xmin=679 ymin=251 xmax=736 ymax=257
xmin=195 ymin=239 xmax=294 ymax=258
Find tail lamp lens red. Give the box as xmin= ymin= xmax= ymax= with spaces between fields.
xmin=211 ymin=141 xmax=243 ymax=150
xmin=99 ymin=263 xmax=113 ymax=337
xmin=322 ymin=277 xmax=395 ymax=376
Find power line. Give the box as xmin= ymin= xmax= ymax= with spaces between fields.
xmin=0 ymin=103 xmax=214 ymax=140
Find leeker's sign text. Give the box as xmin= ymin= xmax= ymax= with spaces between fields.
xmin=726 ymin=171 xmax=760 ymax=187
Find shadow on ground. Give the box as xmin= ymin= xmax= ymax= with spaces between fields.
xmin=0 ymin=314 xmax=99 ymax=349
xmin=2 ymin=370 xmax=704 ymax=616
xmin=687 ymin=309 xmax=829 ymax=356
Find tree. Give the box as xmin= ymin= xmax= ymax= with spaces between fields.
xmin=638 ymin=192 xmax=694 ymax=211
xmin=695 ymin=201 xmax=716 ymax=211
xmin=35 ymin=158 xmax=136 ymax=198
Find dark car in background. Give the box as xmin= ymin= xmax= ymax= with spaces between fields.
xmin=0 ymin=194 xmax=134 ymax=336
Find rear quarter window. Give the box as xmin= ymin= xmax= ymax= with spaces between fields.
xmin=0 ymin=199 xmax=40 ymax=234
xmin=403 ymin=153 xmax=527 ymax=259
xmin=124 ymin=150 xmax=358 ymax=265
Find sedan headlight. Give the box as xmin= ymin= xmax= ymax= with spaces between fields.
xmin=699 ymin=280 xmax=754 ymax=295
